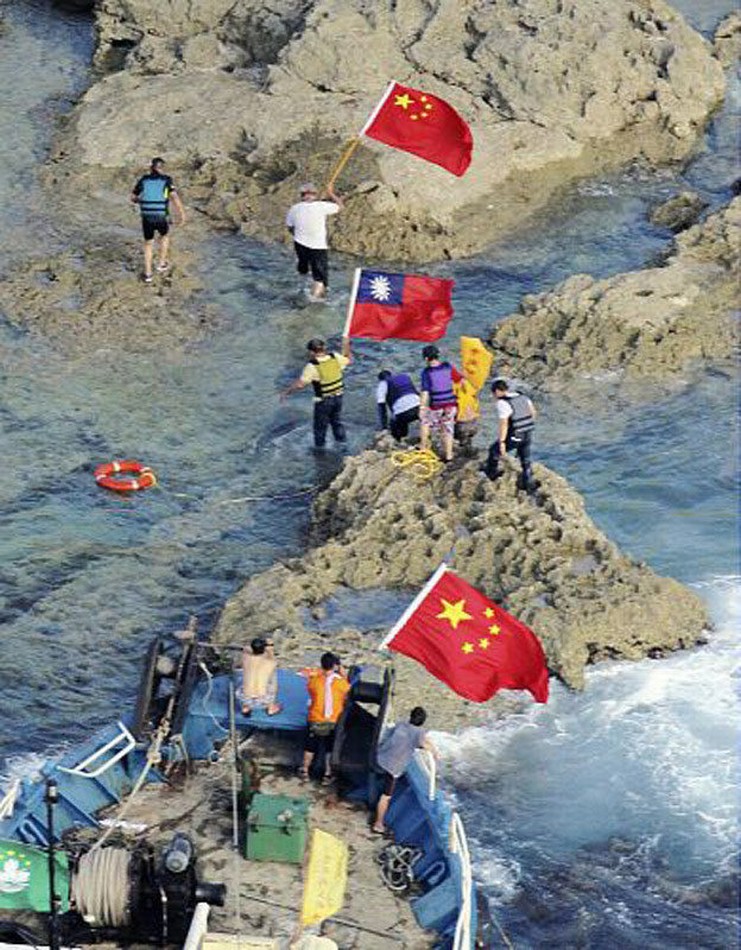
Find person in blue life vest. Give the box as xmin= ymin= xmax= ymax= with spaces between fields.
xmin=130 ymin=157 xmax=186 ymax=283
xmin=419 ymin=345 xmax=459 ymax=463
xmin=372 ymin=706 xmax=438 ymax=835
xmin=484 ymin=378 xmax=537 ymax=491
xmin=376 ymin=369 xmax=420 ymax=440
xmin=281 ymin=337 xmax=352 ymax=449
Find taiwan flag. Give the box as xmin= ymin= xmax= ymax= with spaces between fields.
xmin=379 ymin=565 xmax=549 ymax=703
xmin=360 ymin=81 xmax=473 ymax=177
xmin=345 ymin=268 xmax=454 ymax=342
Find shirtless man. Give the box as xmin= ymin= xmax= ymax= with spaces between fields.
xmin=241 ymin=637 xmax=282 ymax=716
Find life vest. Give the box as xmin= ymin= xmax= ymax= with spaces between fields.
xmin=386 ymin=373 xmax=418 ymax=408
xmin=311 ymin=354 xmax=344 ymax=399
xmin=306 ymin=670 xmax=350 ymax=724
xmin=139 ymin=174 xmax=170 ymax=217
xmin=453 ymin=378 xmax=480 ymax=422
xmin=504 ymin=392 xmax=535 ymax=436
xmin=424 ymin=362 xmax=455 ymax=408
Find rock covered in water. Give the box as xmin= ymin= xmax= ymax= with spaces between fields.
xmin=649 ymin=190 xmax=708 ymax=232
xmin=72 ymin=0 xmax=726 ymax=261
xmin=214 ymin=442 xmax=708 ymax=727
xmin=487 ymin=197 xmax=739 ymax=393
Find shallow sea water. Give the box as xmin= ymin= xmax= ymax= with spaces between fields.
xmin=0 ymin=2 xmax=738 ymax=947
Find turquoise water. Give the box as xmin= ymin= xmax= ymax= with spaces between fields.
xmin=0 ymin=2 xmax=738 ymax=946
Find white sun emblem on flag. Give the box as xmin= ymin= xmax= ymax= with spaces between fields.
xmin=369 ymin=275 xmax=392 ymax=301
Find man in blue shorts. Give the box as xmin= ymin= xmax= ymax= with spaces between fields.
xmin=131 ymin=157 xmax=186 ymax=283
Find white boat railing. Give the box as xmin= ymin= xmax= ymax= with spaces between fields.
xmin=413 ymin=747 xmax=437 ymax=800
xmin=57 ymin=721 xmax=136 ymax=778
xmin=450 ymin=811 xmax=474 ymax=950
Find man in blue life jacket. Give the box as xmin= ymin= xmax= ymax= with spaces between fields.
xmin=419 ymin=345 xmax=459 ymax=463
xmin=484 ymin=378 xmax=537 ymax=491
xmin=130 ymin=157 xmax=186 ymax=283
xmin=376 ymin=370 xmax=420 ymax=440
xmin=281 ymin=337 xmax=352 ymax=449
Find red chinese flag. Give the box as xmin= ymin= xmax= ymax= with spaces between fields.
xmin=346 ymin=268 xmax=454 ymax=342
xmin=361 ymin=81 xmax=473 ymax=177
xmin=381 ymin=565 xmax=549 ymax=703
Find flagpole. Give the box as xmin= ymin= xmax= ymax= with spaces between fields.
xmin=378 ymin=562 xmax=448 ymax=651
xmin=343 ymin=267 xmax=361 ymax=338
xmin=326 ymin=137 xmax=361 ymax=192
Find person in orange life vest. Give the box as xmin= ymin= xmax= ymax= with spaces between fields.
xmin=281 ymin=337 xmax=352 ymax=449
xmin=299 ymin=652 xmax=350 ymax=783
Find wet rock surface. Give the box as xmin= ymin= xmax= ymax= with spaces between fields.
xmin=74 ymin=0 xmax=726 ymax=261
xmin=649 ymin=190 xmax=708 ymax=232
xmin=214 ymin=440 xmax=709 ymax=730
xmin=487 ymin=197 xmax=740 ymax=396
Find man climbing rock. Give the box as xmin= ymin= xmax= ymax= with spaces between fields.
xmin=484 ymin=378 xmax=536 ymax=490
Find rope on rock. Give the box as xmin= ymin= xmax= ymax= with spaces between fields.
xmin=391 ymin=448 xmax=444 ymax=481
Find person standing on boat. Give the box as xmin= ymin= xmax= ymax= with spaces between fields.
xmin=372 ymin=706 xmax=438 ymax=835
xmin=130 ymin=157 xmax=185 ymax=284
xmin=285 ymin=182 xmax=343 ymax=300
xmin=376 ymin=370 xmax=421 ymax=440
xmin=240 ymin=637 xmax=282 ymax=717
xmin=484 ymin=378 xmax=537 ymax=491
xmin=300 ymin=653 xmax=350 ymax=784
xmin=281 ymin=337 xmax=352 ymax=450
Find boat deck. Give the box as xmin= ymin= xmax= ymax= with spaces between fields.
xmin=74 ymin=731 xmax=436 ymax=949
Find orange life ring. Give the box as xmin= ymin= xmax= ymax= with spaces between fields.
xmin=94 ymin=459 xmax=157 ymax=492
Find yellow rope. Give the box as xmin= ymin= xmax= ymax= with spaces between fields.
xmin=390 ymin=447 xmax=444 ymax=481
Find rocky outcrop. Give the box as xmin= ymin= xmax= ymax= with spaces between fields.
xmin=649 ymin=190 xmax=708 ymax=232
xmin=487 ymin=197 xmax=740 ymax=394
xmin=214 ymin=442 xmax=708 ymax=727
xmin=69 ymin=0 xmax=726 ymax=261
xmin=713 ymin=10 xmax=741 ymax=67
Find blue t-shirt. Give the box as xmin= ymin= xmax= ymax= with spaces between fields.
xmin=376 ymin=721 xmax=425 ymax=777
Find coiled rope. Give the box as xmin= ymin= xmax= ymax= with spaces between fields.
xmin=391 ymin=448 xmax=444 ymax=481
xmin=376 ymin=843 xmax=423 ymax=893
xmin=71 ymin=847 xmax=131 ymax=927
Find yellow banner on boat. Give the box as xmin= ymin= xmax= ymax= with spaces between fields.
xmin=300 ymin=829 xmax=348 ymax=926
xmin=460 ymin=336 xmax=493 ymax=392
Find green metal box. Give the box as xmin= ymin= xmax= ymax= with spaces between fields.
xmin=244 ymin=793 xmax=309 ymax=864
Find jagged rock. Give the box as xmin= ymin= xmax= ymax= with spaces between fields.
xmin=72 ymin=0 xmax=726 ymax=261
xmin=713 ymin=10 xmax=741 ymax=68
xmin=649 ymin=190 xmax=708 ymax=232
xmin=214 ymin=445 xmax=708 ymax=728
xmin=487 ymin=198 xmax=740 ymax=394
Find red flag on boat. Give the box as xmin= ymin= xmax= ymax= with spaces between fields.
xmin=380 ymin=565 xmax=549 ymax=703
xmin=344 ymin=268 xmax=454 ymax=342
xmin=360 ymin=81 xmax=473 ymax=177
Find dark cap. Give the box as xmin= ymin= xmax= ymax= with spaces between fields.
xmin=422 ymin=345 xmax=440 ymax=361
xmin=307 ymin=338 xmax=325 ymax=353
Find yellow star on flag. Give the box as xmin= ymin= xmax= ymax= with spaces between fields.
xmin=489 ymin=624 xmax=501 ymax=636
xmin=394 ymin=93 xmax=414 ymax=110
xmin=479 ymin=638 xmax=490 ymax=649
xmin=461 ymin=642 xmax=474 ymax=654
xmin=484 ymin=607 xmax=495 ymax=619
xmin=437 ymin=598 xmax=472 ymax=630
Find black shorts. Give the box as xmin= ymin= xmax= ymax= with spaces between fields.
xmin=141 ymin=216 xmax=169 ymax=241
xmin=305 ymin=722 xmax=336 ymax=754
xmin=380 ymin=770 xmax=397 ymax=796
xmin=294 ymin=243 xmax=329 ymax=286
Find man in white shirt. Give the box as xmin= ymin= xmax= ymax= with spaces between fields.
xmin=484 ymin=378 xmax=537 ymax=491
xmin=285 ymin=182 xmax=342 ymax=299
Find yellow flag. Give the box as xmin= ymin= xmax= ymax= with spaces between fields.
xmin=300 ymin=829 xmax=349 ymax=926
xmin=460 ymin=336 xmax=493 ymax=392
